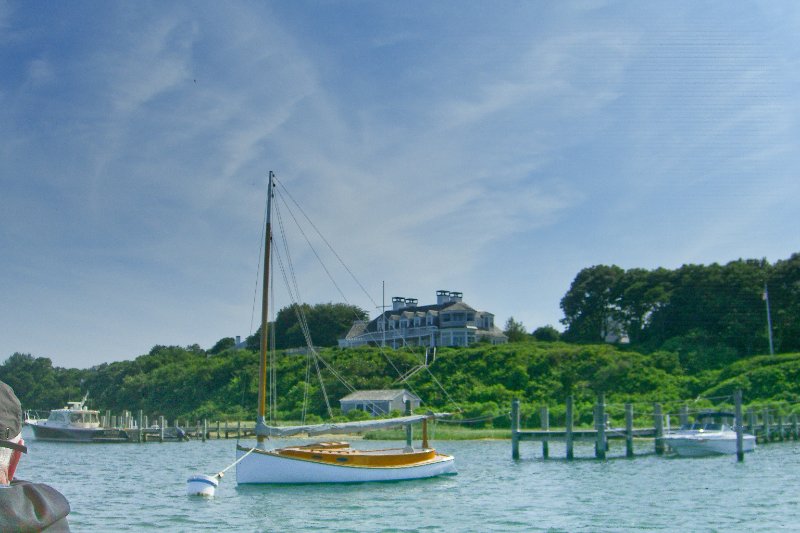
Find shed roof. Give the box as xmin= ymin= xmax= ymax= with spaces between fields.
xmin=339 ymin=389 xmax=420 ymax=402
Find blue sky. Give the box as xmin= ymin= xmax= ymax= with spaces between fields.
xmin=2 ymin=1 xmax=798 ymax=369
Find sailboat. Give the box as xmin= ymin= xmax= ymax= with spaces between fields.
xmin=235 ymin=172 xmax=456 ymax=484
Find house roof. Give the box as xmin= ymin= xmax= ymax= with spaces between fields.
xmin=368 ymin=300 xmax=481 ymax=330
xmin=339 ymin=389 xmax=420 ymax=402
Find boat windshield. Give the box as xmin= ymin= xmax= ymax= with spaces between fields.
xmin=69 ymin=412 xmax=100 ymax=424
xmin=47 ymin=411 xmax=68 ymax=423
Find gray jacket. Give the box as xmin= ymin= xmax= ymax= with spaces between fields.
xmin=0 ymin=479 xmax=70 ymax=531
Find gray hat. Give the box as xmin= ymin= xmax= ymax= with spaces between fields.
xmin=0 ymin=381 xmax=27 ymax=453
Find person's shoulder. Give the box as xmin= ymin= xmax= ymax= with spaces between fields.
xmin=7 ymin=479 xmax=71 ymax=530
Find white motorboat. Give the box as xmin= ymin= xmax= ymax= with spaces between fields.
xmin=663 ymin=412 xmax=756 ymax=457
xmin=28 ymin=395 xmax=129 ymax=442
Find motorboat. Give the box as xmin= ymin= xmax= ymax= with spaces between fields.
xmin=28 ymin=395 xmax=129 ymax=442
xmin=663 ymin=411 xmax=756 ymax=457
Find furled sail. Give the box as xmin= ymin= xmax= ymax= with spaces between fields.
xmin=257 ymin=414 xmax=449 ymax=438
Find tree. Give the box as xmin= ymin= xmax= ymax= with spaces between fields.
xmin=209 ymin=337 xmax=236 ymax=355
xmin=272 ymin=302 xmax=368 ymax=348
xmin=533 ymin=325 xmax=561 ymax=342
xmin=615 ymin=268 xmax=671 ymax=344
xmin=560 ymin=265 xmax=624 ymax=342
xmin=769 ymin=253 xmax=800 ymax=353
xmin=0 ymin=353 xmax=77 ymax=409
xmin=504 ymin=317 xmax=528 ymax=343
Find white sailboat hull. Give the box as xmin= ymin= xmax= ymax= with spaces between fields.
xmin=235 ymin=446 xmax=457 ymax=484
xmin=664 ymin=433 xmax=756 ymax=457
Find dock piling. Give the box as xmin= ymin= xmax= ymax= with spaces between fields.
xmin=595 ymin=394 xmax=606 ymax=459
xmin=540 ymin=405 xmax=549 ymax=459
xmin=734 ymin=389 xmax=744 ymax=462
xmin=625 ymin=403 xmax=634 ymax=458
xmin=511 ymin=399 xmax=520 ymax=459
xmin=654 ymin=403 xmax=664 ymax=455
xmin=565 ymin=396 xmax=574 ymax=460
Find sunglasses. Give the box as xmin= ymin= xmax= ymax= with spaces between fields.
xmin=2 ymin=437 xmax=25 ymax=482
xmin=0 ymin=439 xmax=27 ymax=454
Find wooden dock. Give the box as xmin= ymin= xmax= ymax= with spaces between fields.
xmin=511 ymin=395 xmax=663 ymax=460
xmin=98 ymin=410 xmax=258 ymax=443
xmin=511 ymin=390 xmax=798 ymax=461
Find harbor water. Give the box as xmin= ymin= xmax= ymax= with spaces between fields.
xmin=16 ymin=427 xmax=800 ymax=532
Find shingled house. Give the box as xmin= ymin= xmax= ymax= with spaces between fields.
xmin=338 ymin=290 xmax=507 ymax=349
xmin=339 ymin=389 xmax=421 ymax=416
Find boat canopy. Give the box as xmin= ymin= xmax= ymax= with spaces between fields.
xmin=258 ymin=414 xmax=448 ymax=438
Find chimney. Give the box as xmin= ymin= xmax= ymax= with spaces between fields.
xmin=404 ymin=298 xmax=418 ymax=308
xmin=392 ymin=297 xmax=406 ymax=311
xmin=450 ymin=291 xmax=463 ymax=303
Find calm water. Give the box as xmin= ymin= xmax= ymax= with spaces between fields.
xmin=16 ymin=427 xmax=800 ymax=532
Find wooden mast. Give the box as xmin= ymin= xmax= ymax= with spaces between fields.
xmin=256 ymin=171 xmax=274 ymax=446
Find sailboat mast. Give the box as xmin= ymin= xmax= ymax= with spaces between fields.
xmin=257 ymin=171 xmax=274 ymax=445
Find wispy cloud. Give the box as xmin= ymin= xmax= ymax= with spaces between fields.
xmin=2 ymin=2 xmax=799 ymax=367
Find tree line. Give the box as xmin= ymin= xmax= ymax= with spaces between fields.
xmin=558 ymin=253 xmax=800 ymax=372
xmin=4 ymin=341 xmax=800 ymax=428
xmin=2 ymin=253 xmax=800 ymax=423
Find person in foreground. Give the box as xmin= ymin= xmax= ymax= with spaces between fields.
xmin=0 ymin=380 xmax=70 ymax=531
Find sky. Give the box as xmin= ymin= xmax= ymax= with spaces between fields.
xmin=2 ymin=1 xmax=799 ymax=369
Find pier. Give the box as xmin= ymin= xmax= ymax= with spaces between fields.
xmin=511 ymin=390 xmax=799 ymax=461
xmin=95 ymin=410 xmax=258 ymax=442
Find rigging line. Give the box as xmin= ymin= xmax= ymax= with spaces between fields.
xmin=313 ymin=354 xmax=333 ymax=418
xmin=390 ymin=343 xmax=455 ymax=411
xmin=272 ymin=203 xmax=315 ymax=352
xmin=272 ymin=207 xmax=357 ymax=395
xmin=273 ymin=194 xmax=305 ymax=314
xmin=422 ymin=365 xmax=462 ymax=412
xmin=308 ymin=349 xmax=356 ymax=393
xmin=436 ymin=413 xmax=505 ymax=424
xmin=274 ymin=189 xmax=364 ymax=395
xmin=276 ymin=179 xmax=379 ymax=310
xmin=273 ymin=195 xmax=328 ymax=376
xmin=269 ymin=269 xmax=278 ymax=425
xmin=302 ymin=351 xmax=312 ymax=424
xmin=276 ymin=178 xmax=455 ymax=407
xmin=275 ymin=191 xmax=361 ymax=322
xmin=275 ymin=178 xmax=457 ymax=409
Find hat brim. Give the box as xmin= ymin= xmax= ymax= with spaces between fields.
xmin=0 ymin=440 xmax=27 ymax=454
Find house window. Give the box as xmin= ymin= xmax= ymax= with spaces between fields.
xmin=427 ymin=315 xmax=434 ymax=326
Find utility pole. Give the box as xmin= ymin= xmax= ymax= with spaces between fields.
xmin=764 ymin=282 xmax=775 ymax=356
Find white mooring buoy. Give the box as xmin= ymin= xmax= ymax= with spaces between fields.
xmin=186 ymin=473 xmax=219 ymax=497
xmin=186 ymin=446 xmax=257 ymax=497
